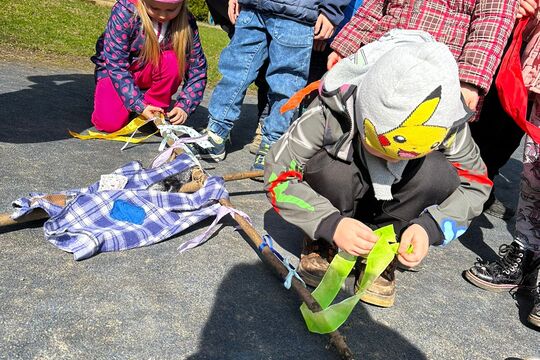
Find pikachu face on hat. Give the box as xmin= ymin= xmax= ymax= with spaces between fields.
xmin=363 ymin=86 xmax=450 ymax=160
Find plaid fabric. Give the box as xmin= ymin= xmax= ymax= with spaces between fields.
xmin=331 ymin=0 xmax=519 ymax=93
xmin=12 ymin=154 xmax=229 ymax=260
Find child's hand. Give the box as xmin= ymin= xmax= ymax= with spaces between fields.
xmin=460 ymin=82 xmax=479 ymax=115
xmin=397 ymin=224 xmax=429 ymax=268
xmin=141 ymin=105 xmax=164 ymax=120
xmin=228 ymin=0 xmax=240 ymax=24
xmin=168 ymin=107 xmax=188 ymax=125
xmin=333 ymin=217 xmax=379 ymax=257
xmin=314 ymin=13 xmax=335 ymax=40
xmin=327 ymin=51 xmax=343 ymax=70
xmin=517 ymin=0 xmax=539 ymax=18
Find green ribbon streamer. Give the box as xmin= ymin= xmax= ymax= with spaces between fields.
xmin=300 ymin=225 xmax=404 ymax=334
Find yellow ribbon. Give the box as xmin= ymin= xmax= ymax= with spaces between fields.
xmin=69 ymin=116 xmax=158 ymax=143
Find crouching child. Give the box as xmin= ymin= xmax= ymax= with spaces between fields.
xmin=263 ymin=30 xmax=492 ymax=307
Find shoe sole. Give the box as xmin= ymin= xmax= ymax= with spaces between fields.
xmin=359 ymin=289 xmax=395 ymax=308
xmin=528 ymin=313 xmax=540 ymax=328
xmin=464 ymin=270 xmax=519 ymax=292
xmin=199 ymin=152 xmax=226 ymax=162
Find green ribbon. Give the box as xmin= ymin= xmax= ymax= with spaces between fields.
xmin=300 ymin=225 xmax=405 ymax=334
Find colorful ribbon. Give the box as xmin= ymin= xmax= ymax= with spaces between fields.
xmin=300 ymin=225 xmax=404 ymax=334
xmin=151 ymin=135 xmax=208 ymax=168
xmin=259 ymin=235 xmax=305 ymax=289
xmin=177 ymin=205 xmax=251 ymax=253
xmin=69 ymin=116 xmax=157 ymax=147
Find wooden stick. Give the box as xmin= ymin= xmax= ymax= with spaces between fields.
xmin=0 ymin=209 xmax=49 ymax=228
xmin=218 ymin=197 xmax=354 ymax=359
xmin=0 ymin=170 xmax=264 ymax=228
xmin=1 ymin=119 xmax=354 ymax=358
xmin=156 ymin=116 xmax=354 ymax=358
xmin=155 ymin=118 xmax=354 ymax=360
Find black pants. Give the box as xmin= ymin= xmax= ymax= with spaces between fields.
xmin=470 ymin=34 xmax=525 ymax=181
xmin=303 ymin=148 xmax=460 ymax=237
xmin=470 ymin=83 xmax=524 ymax=181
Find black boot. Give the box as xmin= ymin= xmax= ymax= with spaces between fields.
xmin=465 ymin=241 xmax=539 ymax=292
xmin=529 ymin=285 xmax=540 ymax=329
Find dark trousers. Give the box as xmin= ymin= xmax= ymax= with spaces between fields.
xmin=470 ymin=83 xmax=524 ymax=181
xmin=303 ymin=148 xmax=460 ymax=237
xmin=470 ymin=34 xmax=525 ymax=182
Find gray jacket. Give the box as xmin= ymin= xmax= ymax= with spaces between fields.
xmin=264 ymin=58 xmax=492 ymax=247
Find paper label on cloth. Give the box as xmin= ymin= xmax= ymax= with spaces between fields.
xmin=98 ymin=174 xmax=128 ymax=192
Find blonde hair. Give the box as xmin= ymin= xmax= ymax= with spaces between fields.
xmin=135 ymin=0 xmax=192 ymax=74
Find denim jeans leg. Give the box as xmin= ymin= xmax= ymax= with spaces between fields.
xmin=207 ymin=9 xmax=268 ymax=139
xmin=261 ymin=16 xmax=313 ymax=144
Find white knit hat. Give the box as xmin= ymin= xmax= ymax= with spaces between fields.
xmin=357 ymin=36 xmax=469 ymax=160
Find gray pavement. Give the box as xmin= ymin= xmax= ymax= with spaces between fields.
xmin=0 ymin=61 xmax=538 ymax=360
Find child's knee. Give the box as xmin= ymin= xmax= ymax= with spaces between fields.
xmin=91 ymin=111 xmax=129 ymax=133
xmin=418 ymin=152 xmax=460 ymax=201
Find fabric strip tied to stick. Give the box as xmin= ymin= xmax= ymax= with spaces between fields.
xmin=259 ymin=235 xmax=305 ymax=289
xmin=177 ymin=205 xmax=251 ymax=253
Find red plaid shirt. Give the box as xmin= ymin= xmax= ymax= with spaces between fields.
xmin=331 ymin=0 xmax=518 ymax=93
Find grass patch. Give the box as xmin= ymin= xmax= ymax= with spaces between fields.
xmin=0 ymin=0 xmax=228 ymax=88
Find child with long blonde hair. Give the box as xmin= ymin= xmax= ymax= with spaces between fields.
xmin=91 ymin=0 xmax=207 ymax=132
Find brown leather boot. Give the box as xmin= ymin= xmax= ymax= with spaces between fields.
xmin=357 ymin=257 xmax=397 ymax=308
xmin=297 ymin=236 xmax=337 ymax=287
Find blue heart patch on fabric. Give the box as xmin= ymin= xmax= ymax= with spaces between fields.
xmin=110 ymin=199 xmax=146 ymax=225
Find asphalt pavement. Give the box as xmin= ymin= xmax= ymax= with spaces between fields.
xmin=0 ymin=61 xmax=538 ymax=360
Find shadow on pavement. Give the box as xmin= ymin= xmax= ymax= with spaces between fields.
xmin=0 ymin=74 xmax=95 ymax=143
xmin=187 ymin=262 xmax=426 ymax=359
xmin=263 ymin=208 xmax=304 ymax=256
xmin=458 ymin=214 xmax=499 ymax=262
xmin=0 ymin=73 xmax=259 ymax=150
xmin=187 ymin=102 xmax=262 ymax=154
xmin=458 ymin=156 xmax=522 ymax=262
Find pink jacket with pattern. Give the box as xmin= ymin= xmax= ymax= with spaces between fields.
xmin=331 ymin=0 xmax=519 ymax=94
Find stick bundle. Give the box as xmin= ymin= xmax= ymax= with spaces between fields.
xmin=0 ymin=118 xmax=354 ymax=359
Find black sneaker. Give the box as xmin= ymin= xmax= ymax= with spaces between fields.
xmin=465 ymin=241 xmax=539 ymax=292
xmin=529 ymin=285 xmax=540 ymax=328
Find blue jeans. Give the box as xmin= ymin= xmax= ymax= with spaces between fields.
xmin=207 ymin=9 xmax=313 ymax=144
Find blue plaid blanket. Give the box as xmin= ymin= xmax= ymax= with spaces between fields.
xmin=11 ymin=154 xmax=228 ymax=260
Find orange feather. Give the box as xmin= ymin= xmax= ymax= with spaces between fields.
xmin=280 ymin=80 xmax=321 ymax=114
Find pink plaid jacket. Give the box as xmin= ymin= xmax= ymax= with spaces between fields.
xmin=331 ymin=0 xmax=518 ymax=94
